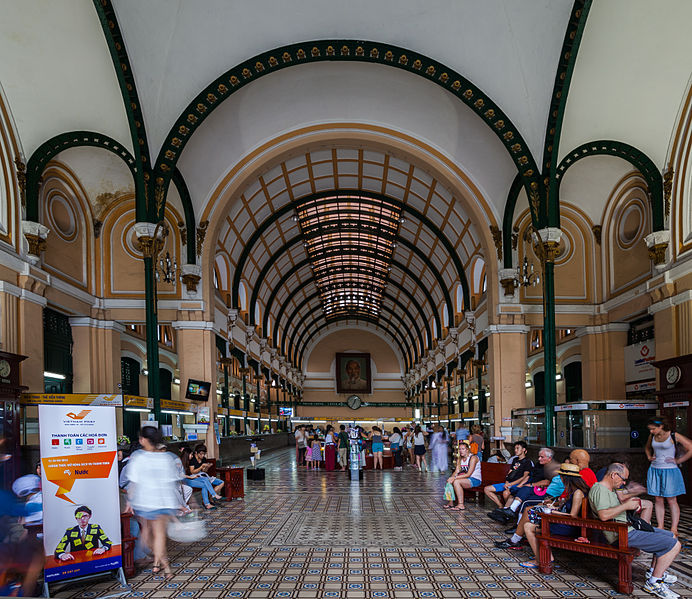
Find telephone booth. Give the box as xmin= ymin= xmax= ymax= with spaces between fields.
xmin=653 ymin=354 xmax=692 ymax=505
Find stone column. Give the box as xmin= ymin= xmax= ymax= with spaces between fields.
xmin=172 ymin=319 xmax=219 ymax=458
xmin=0 ymin=282 xmax=19 ymax=353
xmin=486 ymin=324 xmax=529 ymax=438
xmin=69 ymin=318 xmax=124 ymax=393
xmin=576 ymin=324 xmax=630 ymax=402
xmin=649 ymin=290 xmax=692 ymax=360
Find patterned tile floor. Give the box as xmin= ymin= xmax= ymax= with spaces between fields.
xmin=49 ymin=448 xmax=692 ymax=598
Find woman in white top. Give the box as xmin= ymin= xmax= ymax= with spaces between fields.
xmin=126 ymin=426 xmax=180 ymax=579
xmin=645 ymin=417 xmax=692 ymax=536
xmin=444 ymin=441 xmax=482 ymax=510
xmin=413 ymin=424 xmax=429 ymax=472
xmin=389 ymin=427 xmax=403 ymax=471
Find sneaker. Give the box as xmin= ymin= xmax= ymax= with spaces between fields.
xmin=647 ymin=569 xmax=677 ymax=585
xmin=643 ymin=579 xmax=679 ymax=599
xmin=488 ymin=510 xmax=509 ymax=523
xmin=504 ymin=527 xmax=517 ymax=535
xmin=494 ymin=539 xmax=524 ymax=550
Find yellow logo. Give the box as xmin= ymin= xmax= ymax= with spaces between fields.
xmin=66 ymin=409 xmax=92 ymax=420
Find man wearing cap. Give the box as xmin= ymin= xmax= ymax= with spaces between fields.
xmin=54 ymin=505 xmax=112 ymax=561
xmin=590 ymin=463 xmax=681 ymax=599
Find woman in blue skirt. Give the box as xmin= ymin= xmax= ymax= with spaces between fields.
xmin=646 ymin=417 xmax=692 ymax=537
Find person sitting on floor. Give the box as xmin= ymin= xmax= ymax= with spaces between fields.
xmin=517 ymin=462 xmax=590 ymax=569
xmin=488 ymin=447 xmax=558 ymax=524
xmin=483 ymin=441 xmax=534 ymax=510
xmin=590 ymin=463 xmax=681 ymax=599
xmin=444 ymin=441 xmax=482 ymax=511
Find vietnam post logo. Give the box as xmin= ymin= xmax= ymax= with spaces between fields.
xmin=66 ymin=409 xmax=92 ymax=420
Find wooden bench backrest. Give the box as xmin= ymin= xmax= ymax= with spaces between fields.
xmin=480 ymin=462 xmax=511 ymax=485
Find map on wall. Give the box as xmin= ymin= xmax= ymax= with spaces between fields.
xmin=336 ymin=353 xmax=371 ymax=395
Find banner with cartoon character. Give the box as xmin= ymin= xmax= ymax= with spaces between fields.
xmin=39 ymin=405 xmax=122 ymax=582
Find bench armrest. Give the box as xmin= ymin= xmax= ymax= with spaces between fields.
xmin=540 ymin=512 xmax=630 ymax=549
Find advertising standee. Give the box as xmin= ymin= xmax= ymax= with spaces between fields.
xmin=39 ymin=405 xmax=123 ymax=588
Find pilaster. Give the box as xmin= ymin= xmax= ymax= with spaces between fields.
xmin=69 ymin=318 xmax=125 ymax=393
xmin=172 ymin=319 xmax=218 ymax=457
xmin=576 ymin=324 xmax=629 ymax=402
xmin=486 ymin=324 xmax=529 ymax=438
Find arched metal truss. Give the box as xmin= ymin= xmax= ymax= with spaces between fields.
xmin=151 ymin=40 xmax=544 ymax=225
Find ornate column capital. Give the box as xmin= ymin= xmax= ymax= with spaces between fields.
xmin=180 ymin=263 xmax=202 ymax=294
xmin=22 ymin=221 xmax=49 ymax=262
xmin=537 ymin=227 xmax=562 ymax=263
xmin=133 ymin=221 xmax=167 ymax=258
xmin=499 ymin=267 xmax=519 ymax=297
xmin=644 ymin=230 xmax=670 ymax=267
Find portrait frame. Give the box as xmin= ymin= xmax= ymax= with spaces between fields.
xmin=336 ymin=353 xmax=371 ymax=394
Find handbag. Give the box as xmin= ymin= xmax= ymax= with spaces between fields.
xmin=443 ymin=482 xmax=456 ymax=502
xmin=167 ymin=511 xmax=207 ymax=543
xmin=626 ymin=510 xmax=655 ymax=532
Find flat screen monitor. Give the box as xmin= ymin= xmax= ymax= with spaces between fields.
xmin=185 ymin=379 xmax=211 ymax=401
xmin=279 ymin=407 xmax=294 ymax=417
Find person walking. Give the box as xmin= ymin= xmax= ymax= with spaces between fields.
xmin=430 ymin=425 xmax=449 ymax=472
xmin=294 ymin=425 xmax=307 ymax=467
xmin=645 ymin=417 xmax=692 ymax=537
xmin=389 ymin=427 xmax=403 ymax=471
xmin=337 ymin=425 xmax=350 ymax=470
xmin=470 ymin=424 xmax=484 ymax=457
xmin=404 ymin=427 xmax=415 ymax=466
xmin=324 ymin=425 xmax=337 ymax=471
xmin=413 ymin=425 xmax=429 ymax=472
xmin=125 ymin=426 xmax=180 ymax=580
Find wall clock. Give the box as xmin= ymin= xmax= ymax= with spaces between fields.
xmin=666 ymin=365 xmax=682 ymax=386
xmin=346 ymin=395 xmax=362 ymax=410
xmin=0 ymin=360 xmax=10 ymax=378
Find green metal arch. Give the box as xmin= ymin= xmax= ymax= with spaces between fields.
xmin=26 ymin=131 xmax=137 ymax=222
xmin=502 ymin=174 xmax=523 ymax=268
xmin=280 ymin=289 xmax=424 ymax=363
xmin=271 ymin=270 xmax=434 ymax=350
xmin=555 ymin=140 xmax=665 ymax=231
xmin=93 ymin=0 xmax=151 ymax=221
xmin=293 ymin=310 xmax=413 ymax=371
xmin=237 ymin=190 xmax=467 ymax=314
xmin=152 ymin=39 xmax=543 ymax=223
xmin=247 ymin=235 xmax=454 ymax=327
xmin=541 ymin=0 xmax=592 ymax=226
xmin=171 ymin=168 xmax=197 ymax=263
xmin=263 ymin=257 xmax=442 ymax=344
xmin=288 ymin=303 xmax=415 ymax=369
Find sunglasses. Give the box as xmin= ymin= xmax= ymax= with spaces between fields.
xmin=614 ymin=472 xmax=629 ymax=485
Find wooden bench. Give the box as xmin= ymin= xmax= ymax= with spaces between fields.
xmin=536 ymin=499 xmax=640 ymax=595
xmin=464 ymin=462 xmax=511 ymax=504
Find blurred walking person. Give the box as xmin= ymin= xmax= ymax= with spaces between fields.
xmin=125 ymin=426 xmax=180 ymax=580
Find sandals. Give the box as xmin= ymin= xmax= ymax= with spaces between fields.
xmin=204 ymin=504 xmax=217 ymax=510
xmin=442 ymin=504 xmax=454 ymax=509
xmin=449 ymin=505 xmax=466 ymax=511
xmin=519 ymin=561 xmax=539 ymax=569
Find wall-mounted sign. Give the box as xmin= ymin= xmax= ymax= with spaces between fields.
xmin=625 ymin=381 xmax=657 ymax=393
xmin=624 ymin=341 xmax=655 ymax=383
xmin=663 ymin=401 xmax=690 ymax=408
xmin=606 ymin=402 xmax=658 ymax=410
xmin=197 ymin=406 xmax=210 ymax=425
xmin=23 ymin=394 xmax=123 ymax=407
xmin=554 ymin=403 xmax=589 ymax=412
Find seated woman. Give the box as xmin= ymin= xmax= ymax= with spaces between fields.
xmin=519 ymin=462 xmax=590 ymax=569
xmin=181 ymin=446 xmax=223 ymax=510
xmin=444 ymin=441 xmax=482 ymax=511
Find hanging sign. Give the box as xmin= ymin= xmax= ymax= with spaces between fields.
xmin=39 ymin=405 xmax=122 ymax=583
xmin=625 ymin=381 xmax=657 ymax=393
xmin=123 ymin=395 xmax=153 ymax=409
xmin=663 ymin=401 xmax=690 ymax=408
xmin=160 ymin=399 xmax=198 ymax=413
xmin=606 ymin=402 xmax=658 ymax=410
xmin=23 ymin=394 xmax=123 ymax=407
xmin=554 ymin=403 xmax=589 ymax=412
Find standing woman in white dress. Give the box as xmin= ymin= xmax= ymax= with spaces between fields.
xmin=645 ymin=417 xmax=692 ymax=536
xmin=126 ymin=426 xmax=181 ymax=579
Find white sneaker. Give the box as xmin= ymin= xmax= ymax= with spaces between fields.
xmin=643 ymin=579 xmax=679 ymax=599
xmin=647 ymin=568 xmax=678 ymax=585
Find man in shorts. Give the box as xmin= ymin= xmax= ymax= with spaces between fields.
xmin=590 ymin=463 xmax=681 ymax=599
xmin=483 ymin=441 xmax=533 ymax=509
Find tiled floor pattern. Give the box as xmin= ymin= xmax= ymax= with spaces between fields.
xmin=50 ymin=448 xmax=692 ymax=598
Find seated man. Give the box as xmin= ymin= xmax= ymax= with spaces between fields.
xmin=591 ymin=463 xmax=680 ymax=599
xmin=483 ymin=441 xmax=533 ymax=511
xmin=54 ymin=505 xmax=112 ymax=561
xmin=488 ymin=447 xmax=557 ymax=523
xmin=189 ymin=444 xmax=224 ymax=498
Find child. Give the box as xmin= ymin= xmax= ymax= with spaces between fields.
xmin=305 ymin=436 xmax=314 ymax=469
xmin=311 ymin=437 xmax=323 ymax=470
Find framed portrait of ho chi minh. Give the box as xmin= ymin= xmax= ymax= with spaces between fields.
xmin=336 ymin=353 xmax=371 ymax=394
